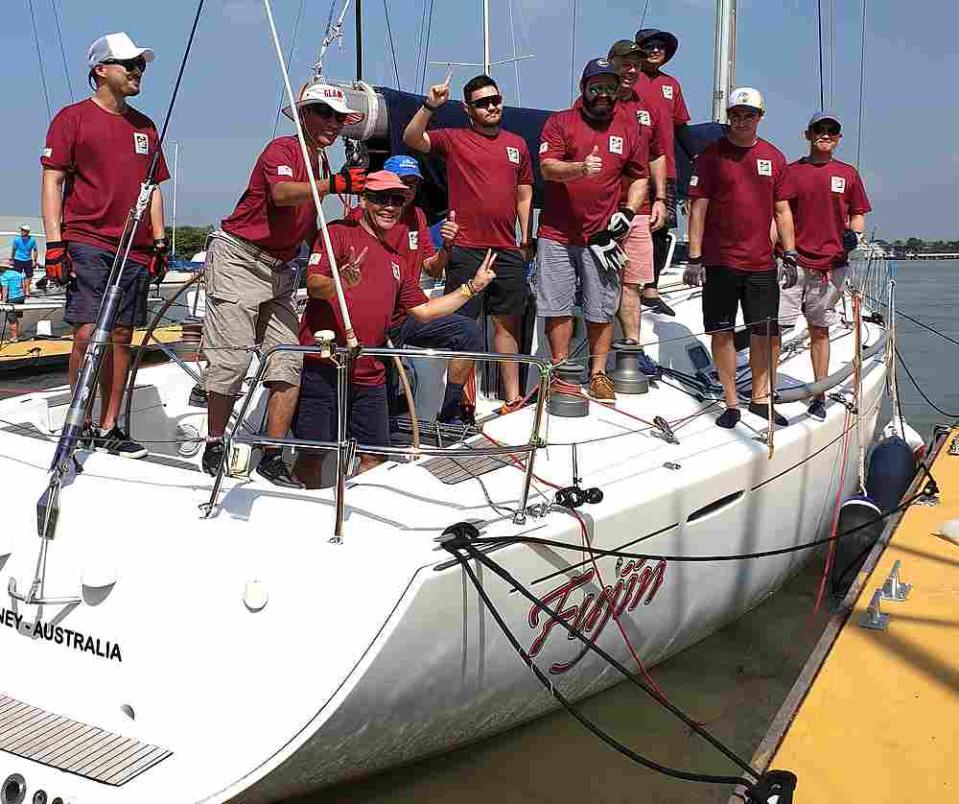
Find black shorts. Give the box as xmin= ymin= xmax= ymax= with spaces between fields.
xmin=292 ymin=361 xmax=390 ymax=449
xmin=13 ymin=260 xmax=33 ymax=279
xmin=63 ymin=243 xmax=149 ymax=328
xmin=702 ymin=265 xmax=780 ymax=337
xmin=445 ymin=246 xmax=529 ymax=319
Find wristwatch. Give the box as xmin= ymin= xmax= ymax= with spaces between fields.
xmin=423 ymin=101 xmax=439 ymax=113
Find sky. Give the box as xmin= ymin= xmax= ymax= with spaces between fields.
xmin=1 ymin=0 xmax=956 ymax=240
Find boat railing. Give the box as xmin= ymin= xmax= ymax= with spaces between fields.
xmin=846 ymin=243 xmax=893 ymax=318
xmin=200 ymin=342 xmax=553 ymax=541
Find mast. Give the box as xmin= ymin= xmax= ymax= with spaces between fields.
xmin=355 ymin=0 xmax=363 ymax=80
xmin=712 ymin=0 xmax=737 ymax=123
xmin=483 ymin=0 xmax=491 ymax=75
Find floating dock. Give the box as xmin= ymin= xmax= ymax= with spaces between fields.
xmin=746 ymin=426 xmax=959 ymax=802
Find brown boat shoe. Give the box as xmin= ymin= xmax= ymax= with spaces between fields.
xmin=587 ymin=372 xmax=616 ymax=401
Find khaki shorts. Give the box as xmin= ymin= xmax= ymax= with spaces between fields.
xmin=779 ymin=265 xmax=847 ymax=329
xmin=201 ymin=231 xmax=302 ymax=396
xmin=620 ymin=215 xmax=653 ymax=286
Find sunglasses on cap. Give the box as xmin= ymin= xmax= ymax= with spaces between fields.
xmin=468 ymin=94 xmax=503 ymax=110
xmin=305 ymin=103 xmax=347 ymax=124
xmin=811 ymin=123 xmax=841 ymax=136
xmin=364 ymin=190 xmax=408 ymax=207
xmin=102 ymin=56 xmax=147 ymax=73
xmin=585 ymin=83 xmax=618 ymax=97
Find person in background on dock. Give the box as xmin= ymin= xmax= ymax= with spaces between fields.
xmin=684 ymin=87 xmax=798 ymax=429
xmin=635 ymin=27 xmax=694 ymax=317
xmin=41 ymin=32 xmax=169 ymax=459
xmin=536 ymin=58 xmax=649 ymax=401
xmin=402 ymin=73 xmax=533 ymax=414
xmin=293 ymin=171 xmax=497 ymax=486
xmin=200 ymin=79 xmax=366 ymax=487
xmin=779 ymin=112 xmax=871 ymax=421
xmin=10 ymin=225 xmax=38 ymax=298
xmin=606 ymin=39 xmax=669 ymax=376
xmin=0 ymin=261 xmax=27 ymax=342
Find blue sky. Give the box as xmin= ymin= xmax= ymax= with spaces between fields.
xmin=2 ymin=0 xmax=955 ymax=239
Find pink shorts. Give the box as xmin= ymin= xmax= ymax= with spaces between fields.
xmin=620 ymin=215 xmax=653 ymax=285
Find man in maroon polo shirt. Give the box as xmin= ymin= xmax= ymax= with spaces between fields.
xmin=41 ymin=32 xmax=169 ymax=459
xmin=685 ymin=87 xmax=798 ymax=429
xmin=536 ymin=58 xmax=649 ymax=401
xmin=780 ymin=111 xmax=871 ymax=421
xmin=402 ymin=73 xmax=533 ymax=411
xmin=200 ymin=80 xmax=366 ymax=487
xmin=293 ymin=171 xmax=496 ymax=486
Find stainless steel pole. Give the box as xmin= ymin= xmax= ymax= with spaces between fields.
xmin=712 ymin=0 xmax=737 ymax=123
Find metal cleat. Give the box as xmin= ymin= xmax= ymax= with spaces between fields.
xmin=880 ymin=560 xmax=911 ymax=602
xmin=949 ymin=434 xmax=959 ymax=456
xmin=858 ymin=589 xmax=890 ymax=631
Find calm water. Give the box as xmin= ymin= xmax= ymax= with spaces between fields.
xmin=2 ymin=261 xmax=956 ymax=803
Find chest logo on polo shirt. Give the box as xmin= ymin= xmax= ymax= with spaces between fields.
xmin=408 ymin=231 xmax=419 ymax=251
xmin=506 ymin=146 xmax=521 ymax=164
xmin=689 ymin=175 xmax=699 ymax=187
xmin=133 ymin=132 xmax=149 ymax=155
xmin=661 ymin=85 xmax=674 ymax=100
xmin=635 ymin=110 xmax=651 ymax=126
xmin=609 ymin=136 xmax=624 ymax=155
xmin=42 ymin=147 xmax=52 ymax=158
xmin=831 ymin=176 xmax=846 ymax=193
xmin=391 ymin=261 xmax=401 ymax=282
xmin=756 ymin=159 xmax=773 ymax=177
xmin=539 ymin=141 xmax=549 ymax=154
xmin=277 ymin=165 xmax=293 ymax=177
xmin=308 ymin=253 xmax=321 ymax=265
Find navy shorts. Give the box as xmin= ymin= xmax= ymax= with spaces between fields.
xmin=389 ymin=313 xmax=484 ymax=353
xmin=13 ymin=260 xmax=33 ymax=280
xmin=293 ymin=362 xmax=390 ymax=449
xmin=64 ymin=243 xmax=149 ymax=328
xmin=703 ymin=265 xmax=780 ymax=337
xmin=445 ymin=246 xmax=529 ymax=319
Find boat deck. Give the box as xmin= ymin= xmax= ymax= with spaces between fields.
xmin=749 ymin=426 xmax=959 ymax=802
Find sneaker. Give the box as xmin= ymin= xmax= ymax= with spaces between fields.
xmin=188 ymin=384 xmax=207 ymax=408
xmin=807 ymin=397 xmax=827 ymax=421
xmin=202 ymin=440 xmax=225 ymax=476
xmin=641 ymin=296 xmax=676 ymax=317
xmin=255 ymin=452 xmax=305 ymax=489
xmin=95 ymin=426 xmax=148 ymax=459
xmin=747 ymin=401 xmax=789 ymax=427
xmin=587 ymin=373 xmax=617 ymax=402
xmin=636 ymin=349 xmax=662 ymax=380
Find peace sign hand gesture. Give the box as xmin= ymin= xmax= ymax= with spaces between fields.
xmin=341 ymin=246 xmax=368 ymax=288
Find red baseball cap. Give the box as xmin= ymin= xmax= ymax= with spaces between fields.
xmin=364 ymin=171 xmax=411 ymax=194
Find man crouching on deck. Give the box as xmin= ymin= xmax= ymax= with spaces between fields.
xmin=293 ymin=171 xmax=497 ymax=486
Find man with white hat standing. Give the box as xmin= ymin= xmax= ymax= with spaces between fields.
xmin=9 ymin=224 xmax=38 ymax=298
xmin=41 ymin=32 xmax=169 ymax=458
xmin=200 ymin=79 xmax=366 ymax=487
xmin=684 ymin=87 xmax=798 ymax=429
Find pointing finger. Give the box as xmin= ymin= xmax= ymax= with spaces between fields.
xmin=354 ymin=246 xmax=369 ymax=267
xmin=443 ymin=65 xmax=452 ymax=86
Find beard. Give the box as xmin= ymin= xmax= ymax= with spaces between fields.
xmin=582 ymin=94 xmax=615 ymax=121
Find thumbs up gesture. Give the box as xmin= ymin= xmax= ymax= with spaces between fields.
xmin=440 ymin=209 xmax=459 ymax=250
xmin=583 ymin=145 xmax=602 ymax=176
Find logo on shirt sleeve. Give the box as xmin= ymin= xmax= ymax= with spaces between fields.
xmin=308 ymin=253 xmax=321 ymax=265
xmin=506 ymin=146 xmax=521 ymax=164
xmin=133 ymin=133 xmax=150 ymax=155
xmin=689 ymin=175 xmax=699 ymax=187
xmin=609 ymin=135 xmax=624 ymax=155
xmin=277 ymin=165 xmax=294 ymax=177
xmin=830 ymin=176 xmax=846 ymax=193
xmin=661 ymin=85 xmax=674 ymax=100
xmin=756 ymin=159 xmax=773 ymax=177
xmin=539 ymin=141 xmax=549 ymax=154
xmin=391 ymin=261 xmax=401 ymax=282
xmin=408 ymin=231 xmax=419 ymax=251
xmin=635 ymin=110 xmax=651 ymax=126
xmin=42 ymin=147 xmax=52 ymax=158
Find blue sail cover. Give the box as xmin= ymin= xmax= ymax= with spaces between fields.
xmin=374 ymin=87 xmax=724 ymax=222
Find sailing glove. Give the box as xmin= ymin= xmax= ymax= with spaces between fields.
xmin=587 ymin=230 xmax=627 ymax=274
xmin=779 ymin=251 xmax=799 ymax=289
xmin=43 ymin=240 xmax=70 ymax=286
xmin=330 ymin=167 xmax=366 ymax=195
xmin=842 ymin=229 xmax=861 ymax=252
xmin=606 ymin=207 xmax=635 ymax=240
xmin=682 ymin=254 xmax=704 ymax=287
xmin=148 ymin=239 xmax=169 ymax=285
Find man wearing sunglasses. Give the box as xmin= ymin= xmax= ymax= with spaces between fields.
xmin=41 ymin=32 xmax=169 ymax=460
xmin=293 ymin=171 xmax=496 ymax=485
xmin=403 ymin=74 xmax=533 ymax=413
xmin=635 ymin=27 xmax=692 ymax=317
xmin=685 ymin=87 xmax=798 ymax=430
xmin=537 ymin=58 xmax=649 ymax=401
xmin=200 ymin=80 xmax=366 ymax=488
xmin=779 ymin=112 xmax=871 ymax=421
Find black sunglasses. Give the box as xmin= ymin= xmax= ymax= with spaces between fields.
xmin=305 ymin=104 xmax=347 ymax=123
xmin=364 ymin=191 xmax=408 ymax=207
xmin=811 ymin=124 xmax=841 ymax=136
xmin=639 ymin=41 xmax=668 ymax=54
xmin=469 ymin=94 xmax=503 ymax=110
xmin=103 ymin=56 xmax=147 ymax=73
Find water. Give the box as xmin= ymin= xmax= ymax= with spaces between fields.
xmin=2 ymin=261 xmax=956 ymax=802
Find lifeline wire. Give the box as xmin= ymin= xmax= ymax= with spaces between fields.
xmin=27 ymin=0 xmax=53 ymax=119
xmin=50 ymin=0 xmax=74 ymax=102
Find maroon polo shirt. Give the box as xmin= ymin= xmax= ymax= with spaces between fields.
xmin=428 ymin=127 xmax=532 ymax=251
xmin=538 ymin=107 xmax=649 ymax=246
xmin=41 ymin=99 xmax=170 ymax=260
xmin=637 ymin=71 xmax=690 ymax=126
xmin=616 ymin=89 xmax=668 ymax=211
xmin=221 ymin=136 xmax=325 ymax=262
xmin=688 ymin=137 xmax=793 ymax=271
xmin=301 ymin=219 xmax=428 ymax=386
xmin=787 ymin=158 xmax=871 ymax=270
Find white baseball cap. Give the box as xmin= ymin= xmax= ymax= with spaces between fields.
xmin=727 ymin=86 xmax=765 ymax=113
xmin=282 ymin=81 xmax=365 ymax=125
xmin=87 ymin=33 xmax=155 ymax=68
xmin=19 ymin=224 xmax=30 ymax=232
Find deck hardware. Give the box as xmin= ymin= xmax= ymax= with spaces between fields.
xmin=664 ymin=461 xmax=681 ymax=470
xmin=827 ymin=392 xmax=857 ymax=413
xmin=858 ymin=589 xmax=890 ymax=631
xmin=880 ymin=560 xmax=911 ymax=602
xmin=524 ymin=503 xmax=550 ymax=519
xmin=653 ymin=416 xmax=679 ymax=445
xmin=243 ymin=580 xmax=269 ymax=612
xmin=948 ymin=434 xmax=959 ymax=456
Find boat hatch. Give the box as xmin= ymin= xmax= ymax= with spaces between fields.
xmin=421 ymin=452 xmax=512 ymax=484
xmin=0 ymin=694 xmax=171 ymax=786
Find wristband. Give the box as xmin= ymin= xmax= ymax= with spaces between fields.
xmin=458 ymin=283 xmax=473 ymax=299
xmin=688 ymin=254 xmax=703 ymax=265
xmin=423 ymin=101 xmax=439 ymax=113
xmin=654 ymin=197 xmax=667 ymax=202
xmin=467 ymin=279 xmax=478 ymax=295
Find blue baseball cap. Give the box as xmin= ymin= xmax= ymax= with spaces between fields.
xmin=580 ymin=57 xmax=620 ymax=86
xmin=383 ymin=155 xmax=423 ymax=180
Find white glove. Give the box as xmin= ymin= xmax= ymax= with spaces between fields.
xmin=683 ymin=257 xmax=704 ymax=287
xmin=587 ymin=231 xmax=627 ymax=274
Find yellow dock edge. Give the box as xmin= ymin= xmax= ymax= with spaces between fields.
xmin=0 ymin=325 xmax=183 ymax=371
xmin=733 ymin=426 xmax=958 ymax=803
